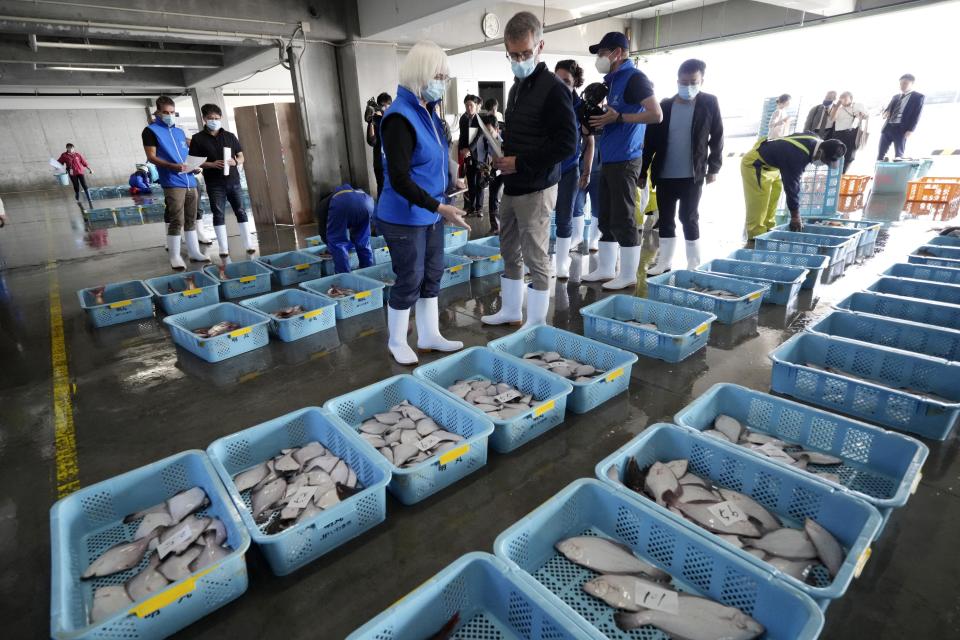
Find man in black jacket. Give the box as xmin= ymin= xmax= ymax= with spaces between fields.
xmin=878 ymin=74 xmax=924 ymax=160
xmin=458 ymin=94 xmax=482 ymax=215
xmin=480 ymin=11 xmax=577 ymax=329
xmin=642 ymin=59 xmax=723 ymax=274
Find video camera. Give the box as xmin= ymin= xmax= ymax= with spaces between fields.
xmin=578 ymin=82 xmax=609 ymax=135
xmin=364 ymin=97 xmax=381 ymax=123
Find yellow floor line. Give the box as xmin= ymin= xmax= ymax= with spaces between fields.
xmin=48 ymin=260 xmax=80 ymax=497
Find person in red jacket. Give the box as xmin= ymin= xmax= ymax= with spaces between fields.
xmin=57 ymin=143 xmax=94 ymax=209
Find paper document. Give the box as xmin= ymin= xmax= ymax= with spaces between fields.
xmin=223 ymin=147 xmax=231 ymax=176
xmin=178 ymin=155 xmax=207 ymax=174
xmin=478 ymin=123 xmax=504 ymax=158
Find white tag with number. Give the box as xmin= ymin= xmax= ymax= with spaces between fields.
xmin=758 ymin=443 xmax=796 ymax=464
xmin=492 ymin=389 xmax=521 ymax=404
xmin=634 ymin=583 xmax=680 ymax=615
xmin=157 ymin=525 xmax=196 ymax=559
xmin=417 ymin=435 xmax=441 ymax=452
xmin=287 ymin=485 xmax=317 ymax=510
xmin=707 ymin=501 xmax=748 ymax=526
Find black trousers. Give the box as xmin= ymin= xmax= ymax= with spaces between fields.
xmin=831 ymin=128 xmax=858 ymax=174
xmin=598 ymin=158 xmax=643 ymax=247
xmin=655 ymin=177 xmax=702 ymax=240
xmin=465 ymin=163 xmax=483 ymax=212
xmin=373 ymin=160 xmax=384 ymax=199
xmin=877 ymin=123 xmax=907 ymax=160
xmin=70 ymin=174 xmax=91 ymax=201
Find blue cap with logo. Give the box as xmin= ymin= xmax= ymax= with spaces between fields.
xmin=589 ymin=32 xmax=629 ymax=55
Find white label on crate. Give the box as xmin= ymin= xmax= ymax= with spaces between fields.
xmin=758 ymin=443 xmax=796 ymax=464
xmin=707 ymin=501 xmax=748 ymax=526
xmin=634 ymin=583 xmax=680 ymax=615
xmin=417 ymin=435 xmax=442 ymax=452
xmin=492 ymin=390 xmax=522 ymax=404
xmin=910 ymin=472 xmax=923 ymax=495
xmin=157 ymin=526 xmax=196 ymax=559
xmin=287 ymin=485 xmax=317 ymax=510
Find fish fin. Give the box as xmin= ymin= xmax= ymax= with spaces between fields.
xmin=427 ymin=612 xmax=460 ymax=640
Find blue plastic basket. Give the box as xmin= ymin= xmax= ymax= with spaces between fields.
xmin=202 ymin=260 xmax=272 ymax=300
xmin=594 ymin=424 xmax=882 ymax=606
xmin=145 ymin=271 xmax=220 ymax=315
xmin=834 ymin=291 xmax=960 ymax=331
xmin=769 ymin=332 xmax=960 ymax=440
xmin=298 ymin=243 xmax=336 ymax=274
xmin=77 ymin=280 xmax=154 ymax=327
xmin=206 ymin=407 xmax=390 ymax=575
xmin=674 ymin=383 xmax=928 ymax=530
xmin=487 ymin=326 xmax=637 ymax=414
xmin=912 ymin=244 xmax=960 ymax=268
xmin=84 ymin=208 xmax=115 ymax=222
xmin=444 ymin=226 xmax=469 ymax=249
xmin=347 ymin=552 xmax=588 ymax=640
xmin=776 ymin=223 xmax=862 ymax=264
xmin=494 ymin=479 xmax=825 ymax=638
xmin=929 ymin=234 xmax=960 ymax=248
xmin=867 ymin=276 xmax=960 ymax=306
xmin=116 ymin=206 xmax=142 ymax=222
xmin=646 ymin=270 xmax=769 ymax=324
xmin=726 ymin=248 xmax=830 ymax=290
xmin=352 ymin=262 xmax=396 ymax=298
xmin=809 ymin=310 xmax=960 ymax=362
xmin=873 ymin=161 xmax=914 ymax=195
xmin=163 ymin=302 xmax=270 ymax=363
xmin=907 ymin=253 xmax=960 ymax=269
xmin=802 ymin=217 xmax=882 ymax=258
xmin=300 ymin=273 xmax=385 ymax=319
xmin=369 ymin=235 xmax=392 ymax=264
xmin=50 ymin=450 xmax=250 ymax=640
xmin=697 ymin=259 xmax=807 ymax=306
xmin=256 ymin=250 xmax=324 ymax=287
xmin=414 ymin=347 xmax=572 ymax=453
xmin=324 ymin=375 xmax=494 ymax=504
xmin=449 ymin=242 xmax=505 ymax=278
xmin=884 ymin=262 xmax=960 ymax=286
xmin=754 ymin=230 xmax=852 ymax=268
xmin=580 ymin=295 xmax=716 ymax=363
xmin=238 ymin=288 xmax=336 ymax=342
xmin=304 ymin=234 xmax=324 ymax=247
xmin=471 ymin=235 xmax=501 ymax=248
xmin=440 ymin=252 xmax=472 ymax=289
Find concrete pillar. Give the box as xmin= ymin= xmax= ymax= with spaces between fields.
xmin=190 ymin=86 xmax=230 ymax=130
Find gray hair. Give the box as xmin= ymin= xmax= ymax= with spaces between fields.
xmin=504 ymin=11 xmax=542 ymax=44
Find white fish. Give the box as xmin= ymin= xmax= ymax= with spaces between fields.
xmin=233 ymin=463 xmax=269 ymax=493
xmin=743 ymin=431 xmax=786 ymax=447
xmin=677 ymin=485 xmax=721 ymax=504
xmin=346 ymin=468 xmax=358 ymax=489
xmin=555 ymin=536 xmax=669 ymax=580
xmin=399 ymin=403 xmax=427 ymax=421
xmin=703 ymin=429 xmax=732 ymax=442
xmin=315 ymin=488 xmax=340 ymax=509
xmin=416 ymin=418 xmax=440 ymax=436
xmin=805 ymin=518 xmax=844 ymax=577
xmin=293 ymin=441 xmax=326 ymax=465
xmin=190 ymin=538 xmax=230 ymax=572
xmin=204 ymin=518 xmax=227 ymax=546
xmin=157 ymin=515 xmax=210 ymax=559
xmin=166 ymin=487 xmax=209 ymax=523
xmin=133 ymin=511 xmax=173 ymax=540
xmin=791 ymin=450 xmax=843 ymax=466
xmin=674 ymin=501 xmax=763 ymax=538
xmin=90 ymin=585 xmax=133 ymax=624
xmin=615 ymin=592 xmax=765 ymax=640
xmin=360 ymin=433 xmax=386 ymax=448
xmin=714 ymin=415 xmax=743 ymax=443
xmin=82 ymin=537 xmax=154 ymax=579
xmin=583 ymin=574 xmax=668 ymax=611
xmin=158 ymin=546 xmax=203 ymax=582
xmin=751 ymin=528 xmax=817 ymax=560
xmin=359 ymin=420 xmax=389 ymax=435
xmin=664 ymin=459 xmax=689 ymax=479
xmin=644 ymin=461 xmax=680 ymax=506
xmin=392 ymin=443 xmax=419 ymax=467
xmin=274 ymin=451 xmax=300 ymax=472
xmin=125 ymin=555 xmax=169 ymax=601
xmin=767 ymin=555 xmax=812 ymax=580
xmin=718 ymin=488 xmax=782 ymax=532
xmin=310 ymin=454 xmax=340 ymax=474
xmin=331 ymin=459 xmax=349 ymax=484
xmin=374 ymin=412 xmax=401 ymax=424
xmin=399 ymin=429 xmax=420 ymax=446
xmin=251 ymin=478 xmax=286 ymax=522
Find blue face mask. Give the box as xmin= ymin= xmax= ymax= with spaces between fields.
xmin=678 ymin=83 xmax=700 ymax=100
xmin=205 ymin=119 xmax=222 ymax=131
xmin=160 ymin=114 xmax=175 ymax=126
xmin=422 ymin=79 xmax=446 ymax=103
xmin=511 ymin=56 xmax=538 ymax=80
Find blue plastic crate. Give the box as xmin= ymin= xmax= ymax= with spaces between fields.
xmin=304 ymin=234 xmax=324 ymax=247
xmin=444 ymin=226 xmax=468 ymax=249
xmin=884 ymin=262 xmax=960 ymax=286
xmin=929 ymin=234 xmax=960 ymax=248
xmin=369 ymin=235 xmax=392 ymax=264
xmin=809 ymin=310 xmax=960 ymax=362
xmin=873 ymin=161 xmax=914 ymax=195
xmin=77 ymin=280 xmax=154 ymax=327
xmin=145 ymin=271 xmax=220 ymax=315
xmin=867 ymin=276 xmax=960 ymax=306
xmin=494 ymin=479 xmax=825 ymax=638
xmin=488 ymin=326 xmax=637 ymax=415
xmin=803 ymin=217 xmax=882 ymax=258
xmin=440 ymin=253 xmax=472 ymax=289
xmin=300 ymin=273 xmax=385 ymax=320
xmin=471 ymin=234 xmax=501 ymax=248
xmin=769 ymin=332 xmax=960 ymax=440
xmin=646 ymin=269 xmax=769 ymax=324
xmin=754 ymin=230 xmax=852 ymax=268
xmin=674 ymin=383 xmax=928 ymax=531
xmin=298 ymin=243 xmax=336 ymax=274
xmin=726 ymin=248 xmax=830 ymax=290
xmin=347 ymin=552 xmax=588 ymax=640
xmin=414 ymin=347 xmax=572 ymax=452
xmin=116 ymin=206 xmax=142 ymax=221
xmin=202 ymin=260 xmax=272 ymax=299
xmin=580 ymin=295 xmax=716 ymax=363
xmin=834 ymin=291 xmax=960 ymax=331
xmin=206 ymin=407 xmax=390 ymax=575
xmin=352 ymin=262 xmax=395 ymax=298
xmin=163 ymin=302 xmax=270 ymax=363
xmin=83 ymin=208 xmax=116 ymax=222
xmin=697 ymin=259 xmax=807 ymax=306
xmin=256 ymin=250 xmax=324 ymax=287
xmin=913 ymin=244 xmax=960 ymax=268
xmin=595 ymin=424 xmax=882 ymax=606
xmin=449 ymin=242 xmax=505 ymax=278
xmin=238 ymin=288 xmax=336 ymax=342
xmin=776 ymin=224 xmax=862 ymax=264
xmin=50 ymin=450 xmax=250 ymax=640
xmin=907 ymin=253 xmax=960 ymax=269
xmin=324 ymin=374 xmax=493 ymax=504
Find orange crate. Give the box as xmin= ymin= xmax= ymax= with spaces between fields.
xmin=904 ymin=199 xmax=960 ymax=221
xmin=906 ymin=180 xmax=960 ymax=204
xmin=837 ymin=193 xmax=865 ymax=212
xmin=840 ymin=175 xmax=872 ymax=196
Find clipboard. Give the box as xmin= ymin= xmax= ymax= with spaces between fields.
xmin=478 ymin=121 xmax=504 ymax=158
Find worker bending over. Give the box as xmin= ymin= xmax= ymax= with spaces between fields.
xmin=316 ymin=184 xmax=375 ymax=274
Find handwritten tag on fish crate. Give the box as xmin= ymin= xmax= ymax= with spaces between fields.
xmin=109 ymin=299 xmax=132 ymax=309
xmin=910 ymin=472 xmax=923 ymax=495
xmin=533 ymin=400 xmax=556 ymax=418
xmin=229 ymin=327 xmax=252 ymax=339
xmin=129 ymin=566 xmax=216 ymax=618
xmin=450 ymin=265 xmax=464 ymax=273
xmin=758 ymin=443 xmax=796 ymax=465
xmin=492 ymin=389 xmax=522 ymax=404
xmin=303 ymin=308 xmax=324 ymax=320
xmin=355 ymin=290 xmax=371 ymax=300
xmin=854 ymin=547 xmax=872 ymax=578
xmin=706 ymin=501 xmax=748 ymax=526
xmin=605 ymin=368 xmax=624 ymax=383
xmin=439 ymin=443 xmax=470 ymax=465
xmin=634 ymin=583 xmax=680 ymax=615
xmin=181 ymin=288 xmax=202 ymax=297
xmin=417 ymin=435 xmax=442 ymax=452
xmin=288 ymin=485 xmax=317 ymax=510
xmin=294 ymin=263 xmax=311 ymax=271
xmin=694 ymin=322 xmax=710 ymax=336
xmin=490 ymin=254 xmax=502 ymax=261
xmin=238 ymin=275 xmax=257 ymax=283
xmin=748 ymin=291 xmax=763 ymax=301
xmin=156 ymin=525 xmax=196 ymax=559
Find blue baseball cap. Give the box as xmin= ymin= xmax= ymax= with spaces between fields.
xmin=589 ymin=32 xmax=629 ymax=54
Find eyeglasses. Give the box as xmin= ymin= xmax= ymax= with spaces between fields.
xmin=504 ymin=42 xmax=542 ymax=63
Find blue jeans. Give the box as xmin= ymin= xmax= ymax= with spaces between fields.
xmin=206 ymin=182 xmax=248 ymax=225
xmin=328 ymin=201 xmax=374 ymax=273
xmin=554 ymin=166 xmax=581 ymax=238
xmin=574 ymin=169 xmax=602 ymax=220
xmin=378 ymin=218 xmax=444 ymax=310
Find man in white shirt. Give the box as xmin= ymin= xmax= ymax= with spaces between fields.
xmin=878 ymin=74 xmax=925 ymax=160
xmin=829 ymin=92 xmax=867 ymax=173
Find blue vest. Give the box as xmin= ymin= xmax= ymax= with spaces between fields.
xmin=376 ymin=86 xmax=446 ymax=227
xmin=560 ymin=96 xmax=584 ymax=174
xmin=598 ymin=59 xmax=647 ymax=163
xmin=147 ymin=121 xmax=195 ymax=189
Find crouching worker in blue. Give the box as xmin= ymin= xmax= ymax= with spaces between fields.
xmin=316 ymin=184 xmax=374 ymax=273
xmin=378 ymin=41 xmax=471 ymax=365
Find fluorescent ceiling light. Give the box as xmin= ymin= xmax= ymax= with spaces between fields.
xmin=41 ymin=65 xmax=125 ymax=73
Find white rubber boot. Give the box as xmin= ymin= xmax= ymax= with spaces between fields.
xmin=196 ymin=222 xmax=213 ymax=245
xmin=415 ymin=297 xmax=463 ymax=352
xmin=387 ymin=306 xmax=418 ymax=365
xmin=167 ymin=235 xmax=186 ymax=271
xmin=571 ymin=216 xmax=585 ymax=253
xmin=184 ymin=229 xmax=211 ymax=262
xmin=588 ymin=220 xmax=600 ymax=252
xmin=603 ymin=245 xmax=643 ymax=290
xmin=238 ymin=220 xmax=257 ymax=255
xmin=569 ymin=252 xmax=585 ymax=283
xmin=481 ymin=277 xmax=524 ymax=326
xmin=686 ymin=239 xmax=702 ymax=270
xmin=522 ymin=286 xmax=550 ymax=329
xmin=647 ymin=237 xmax=677 ymax=276
xmin=214 ymin=225 xmax=230 ymax=258
xmin=554 ymin=236 xmax=572 ymax=279
xmin=582 ymin=241 xmax=619 ymax=282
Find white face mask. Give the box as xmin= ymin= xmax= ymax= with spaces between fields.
xmin=595 ymin=55 xmax=612 ymax=74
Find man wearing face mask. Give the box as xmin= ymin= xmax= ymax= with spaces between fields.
xmin=804 ymin=91 xmax=837 ymax=140
xmin=480 ymin=11 xmax=577 ymax=330
xmin=188 ymin=103 xmax=255 ymax=258
xmin=582 ymin=32 xmax=662 ymax=290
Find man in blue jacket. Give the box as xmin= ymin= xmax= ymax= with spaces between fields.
xmin=878 ymin=74 xmax=925 ymax=160
xmin=316 ymin=184 xmax=374 ymax=274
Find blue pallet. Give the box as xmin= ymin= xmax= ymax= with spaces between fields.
xmin=256 ymin=250 xmax=324 ymax=287
xmin=769 ymin=332 xmax=960 ymax=440
xmin=884 ymin=262 xmax=960 ymax=286
xmin=834 ymin=291 xmax=960 ymax=331
xmin=347 ymin=553 xmax=588 ymax=640
xmin=809 ymin=310 xmax=960 ymax=362
xmin=675 ymin=383 xmax=928 ymax=531
xmin=352 ymin=262 xmax=395 ymax=298
xmin=595 ymin=424 xmax=882 ymax=606
xmin=929 ymin=234 xmax=960 ymax=248
xmin=488 ymin=326 xmax=637 ymax=414
xmin=580 ymin=295 xmax=716 ymax=363
xmin=369 ymin=235 xmax=392 ymax=264
xmin=77 ymin=280 xmax=154 ymax=327
xmin=202 ymin=261 xmax=272 ymax=300
xmin=646 ymin=270 xmax=769 ymax=324
xmin=163 ymin=302 xmax=270 ymax=363
xmin=206 ymin=407 xmax=390 ymax=575
xmin=449 ymin=242 xmax=504 ymax=278
xmin=50 ymin=450 xmax=250 ymax=640
xmin=754 ymin=230 xmax=852 ymax=268
xmin=698 ymin=259 xmax=807 ymax=306
xmin=726 ymin=248 xmax=831 ymax=290
xmin=324 ymin=375 xmax=494 ymax=505
xmin=440 ymin=253 xmax=472 ymax=289
xmin=238 ymin=288 xmax=336 ymax=342
xmin=494 ymin=479 xmax=825 ymax=638
xmin=300 ymin=273 xmax=385 ymax=320
xmin=444 ymin=226 xmax=469 ymax=249
xmin=867 ymin=276 xmax=960 ymax=306
xmin=145 ymin=271 xmax=221 ymax=315
xmin=414 ymin=347 xmax=573 ymax=453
